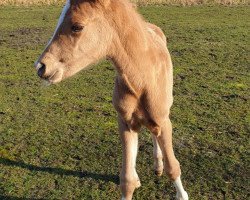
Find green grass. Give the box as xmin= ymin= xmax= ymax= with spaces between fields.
xmin=0 ymin=5 xmax=249 ymax=200
xmin=0 ymin=0 xmax=248 ymax=6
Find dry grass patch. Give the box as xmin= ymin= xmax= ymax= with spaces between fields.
xmin=0 ymin=0 xmax=248 ymax=6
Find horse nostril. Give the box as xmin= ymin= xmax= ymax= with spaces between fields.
xmin=37 ymin=63 xmax=46 ymax=78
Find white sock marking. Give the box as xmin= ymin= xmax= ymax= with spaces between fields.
xmin=174 ymin=176 xmax=185 ymax=194
xmin=132 ymin=132 xmax=138 ymax=179
xmin=35 ymin=0 xmax=70 ymax=68
xmin=174 ymin=176 xmax=188 ymax=200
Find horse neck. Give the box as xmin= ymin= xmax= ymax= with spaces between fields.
xmin=107 ymin=0 xmax=149 ymax=74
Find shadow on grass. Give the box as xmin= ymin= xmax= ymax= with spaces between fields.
xmin=0 ymin=195 xmax=46 ymax=200
xmin=0 ymin=157 xmax=119 ymax=184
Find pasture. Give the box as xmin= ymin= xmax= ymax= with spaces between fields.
xmin=0 ymin=5 xmax=249 ymax=200
xmin=0 ymin=0 xmax=248 ymax=6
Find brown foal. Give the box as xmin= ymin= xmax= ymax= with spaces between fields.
xmin=35 ymin=0 xmax=188 ymax=199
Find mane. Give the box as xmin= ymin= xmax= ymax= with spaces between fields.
xmin=107 ymin=0 xmax=149 ymax=58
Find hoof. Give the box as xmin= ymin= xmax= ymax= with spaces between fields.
xmin=176 ymin=191 xmax=188 ymax=200
xmin=154 ymin=169 xmax=163 ymax=177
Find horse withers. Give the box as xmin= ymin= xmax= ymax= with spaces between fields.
xmin=35 ymin=0 xmax=188 ymax=199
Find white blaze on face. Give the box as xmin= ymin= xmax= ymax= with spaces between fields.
xmin=35 ymin=0 xmax=70 ymax=69
xmin=46 ymin=0 xmax=71 ymax=48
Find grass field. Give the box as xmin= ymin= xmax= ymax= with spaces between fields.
xmin=0 ymin=5 xmax=249 ymax=200
xmin=0 ymin=0 xmax=248 ymax=6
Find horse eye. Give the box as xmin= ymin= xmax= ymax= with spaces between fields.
xmin=71 ymin=25 xmax=84 ymax=33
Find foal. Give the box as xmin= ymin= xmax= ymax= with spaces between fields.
xmin=35 ymin=0 xmax=188 ymax=199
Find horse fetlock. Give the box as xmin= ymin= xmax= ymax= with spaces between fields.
xmin=120 ymin=177 xmax=141 ymax=189
xmin=165 ymin=160 xmax=181 ymax=180
xmin=120 ymin=181 xmax=138 ymax=200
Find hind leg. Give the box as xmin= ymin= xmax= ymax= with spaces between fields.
xmin=156 ymin=118 xmax=188 ymax=200
xmin=118 ymin=116 xmax=141 ymax=200
xmin=151 ymin=134 xmax=164 ymax=176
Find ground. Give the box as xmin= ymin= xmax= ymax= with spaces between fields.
xmin=0 ymin=5 xmax=249 ymax=200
